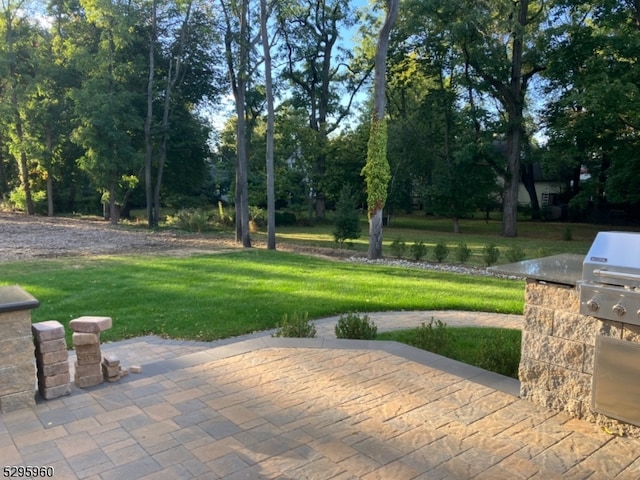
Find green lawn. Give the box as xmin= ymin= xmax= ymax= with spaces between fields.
xmin=1 ymin=249 xmax=524 ymax=346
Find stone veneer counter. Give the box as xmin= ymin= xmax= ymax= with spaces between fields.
xmin=491 ymin=254 xmax=640 ymax=437
xmin=0 ymin=285 xmax=40 ymax=412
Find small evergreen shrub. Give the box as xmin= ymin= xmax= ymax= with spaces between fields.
xmin=505 ymin=245 xmax=526 ymax=263
xmin=482 ymin=243 xmax=500 ymax=266
xmin=389 ymin=237 xmax=406 ymax=259
xmin=332 ymin=185 xmax=362 ymax=246
xmin=563 ymin=228 xmax=573 ymax=241
xmin=433 ymin=242 xmax=450 ymax=262
xmin=335 ymin=312 xmax=378 ymax=340
xmin=410 ymin=241 xmax=427 ymax=261
xmin=411 ymin=318 xmax=449 ymax=355
xmin=272 ymin=312 xmax=317 ymax=338
xmin=455 ymin=242 xmax=472 ymax=263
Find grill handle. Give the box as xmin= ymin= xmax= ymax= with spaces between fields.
xmin=593 ymin=269 xmax=640 ymax=283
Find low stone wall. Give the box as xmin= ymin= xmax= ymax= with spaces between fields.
xmin=520 ymin=278 xmax=640 ymax=437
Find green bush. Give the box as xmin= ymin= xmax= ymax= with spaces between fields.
xmin=389 ymin=237 xmax=406 ymax=258
xmin=475 ymin=330 xmax=521 ymax=377
xmin=433 ymin=242 xmax=450 ymax=262
xmin=275 ymin=211 xmax=296 ymax=226
xmin=167 ymin=208 xmax=211 ymax=233
xmin=272 ymin=312 xmax=317 ymax=338
xmin=335 ymin=312 xmax=377 ymax=340
xmin=332 ymin=185 xmax=362 ymax=246
xmin=482 ymin=243 xmax=500 ymax=266
xmin=216 ymin=201 xmax=234 ymax=227
xmin=563 ymin=228 xmax=573 ymax=241
xmin=455 ymin=242 xmax=472 ymax=263
xmin=8 ymin=188 xmax=47 ymax=214
xmin=410 ymin=241 xmax=427 ymax=261
xmin=505 ymin=245 xmax=525 ymax=263
xmin=411 ymin=318 xmax=449 ymax=355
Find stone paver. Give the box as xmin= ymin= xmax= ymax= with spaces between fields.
xmin=2 ymin=311 xmax=639 ymax=479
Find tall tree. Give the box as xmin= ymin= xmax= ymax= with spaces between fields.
xmin=362 ymin=0 xmax=398 ymax=259
xmin=220 ymin=0 xmax=253 ymax=247
xmin=260 ymin=0 xmax=276 ymax=249
xmin=276 ymin=0 xmax=368 ymax=220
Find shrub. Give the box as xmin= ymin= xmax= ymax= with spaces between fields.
xmin=275 ymin=211 xmax=296 ymax=226
xmin=505 ymin=245 xmax=526 ymax=263
xmin=272 ymin=312 xmax=317 ymax=338
xmin=475 ymin=330 xmax=521 ymax=378
xmin=482 ymin=243 xmax=500 ymax=266
xmin=216 ymin=201 xmax=234 ymax=227
xmin=167 ymin=208 xmax=211 ymax=233
xmin=411 ymin=318 xmax=449 ymax=355
xmin=410 ymin=241 xmax=427 ymax=261
xmin=433 ymin=242 xmax=450 ymax=262
xmin=332 ymin=185 xmax=362 ymax=246
xmin=335 ymin=312 xmax=377 ymax=340
xmin=455 ymin=242 xmax=472 ymax=263
xmin=389 ymin=237 xmax=406 ymax=259
xmin=563 ymin=228 xmax=573 ymax=241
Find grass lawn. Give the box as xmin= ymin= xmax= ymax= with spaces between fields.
xmin=377 ymin=326 xmax=522 ymax=378
xmin=0 ymin=249 xmax=524 ymax=346
xmin=265 ymin=214 xmax=638 ymax=266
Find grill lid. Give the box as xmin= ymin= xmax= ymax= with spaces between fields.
xmin=582 ymin=232 xmax=640 ymax=287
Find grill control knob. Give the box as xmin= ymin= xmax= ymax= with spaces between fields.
xmin=613 ymin=304 xmax=627 ymax=317
xmin=586 ymin=299 xmax=600 ymax=312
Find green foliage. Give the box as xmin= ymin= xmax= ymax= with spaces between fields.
xmin=275 ymin=211 xmax=297 ymax=226
xmin=455 ymin=242 xmax=472 ymax=263
xmin=335 ymin=312 xmax=378 ymax=340
xmin=410 ymin=318 xmax=449 ymax=356
xmin=332 ymin=184 xmax=362 ymax=245
xmin=8 ymin=188 xmax=46 ymax=214
xmin=362 ymin=119 xmax=390 ymax=217
xmin=389 ymin=237 xmax=407 ymax=258
xmin=409 ymin=240 xmax=427 ymax=261
xmin=505 ymin=245 xmax=526 ymax=263
xmin=217 ymin=202 xmax=234 ymax=227
xmin=433 ymin=241 xmax=450 ymax=262
xmin=482 ymin=243 xmax=500 ymax=266
xmin=563 ymin=228 xmax=572 ymax=241
xmin=166 ymin=208 xmax=211 ymax=233
xmin=273 ymin=312 xmax=316 ymax=338
xmin=475 ymin=330 xmax=521 ymax=378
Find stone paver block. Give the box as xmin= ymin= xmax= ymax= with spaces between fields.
xmin=35 ymin=337 xmax=67 ymax=354
xmin=37 ymin=372 xmax=71 ymax=388
xmin=39 ymin=383 xmax=72 ymax=400
xmin=37 ymin=360 xmax=69 ymax=377
xmin=70 ymin=316 xmax=112 ymax=333
xmin=31 ymin=320 xmax=65 ymax=342
xmin=75 ymin=362 xmax=102 ymax=377
xmin=73 ymin=332 xmax=100 ymax=346
xmin=74 ymin=372 xmax=104 ymax=388
xmin=102 ymin=354 xmax=120 ymax=367
xmin=36 ymin=350 xmax=70 ymax=365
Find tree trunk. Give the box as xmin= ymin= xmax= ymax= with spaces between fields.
xmin=46 ymin=128 xmax=54 ymax=217
xmin=261 ymin=0 xmax=276 ymax=250
xmin=365 ymin=0 xmax=399 ymax=260
xmin=144 ymin=0 xmax=156 ymax=227
xmin=521 ymin=163 xmax=540 ymax=219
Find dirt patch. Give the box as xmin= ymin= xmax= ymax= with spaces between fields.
xmin=0 ymin=212 xmax=244 ymax=263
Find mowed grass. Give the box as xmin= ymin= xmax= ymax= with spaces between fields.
xmin=0 ymin=249 xmax=524 ymax=346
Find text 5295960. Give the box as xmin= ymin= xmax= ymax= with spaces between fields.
xmin=3 ymin=466 xmax=54 ymax=478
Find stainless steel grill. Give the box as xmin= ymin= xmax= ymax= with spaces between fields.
xmin=578 ymin=231 xmax=640 ymax=325
xmin=580 ymin=231 xmax=640 ymax=426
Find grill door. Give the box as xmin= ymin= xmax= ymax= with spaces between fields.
xmin=592 ymin=336 xmax=640 ymax=427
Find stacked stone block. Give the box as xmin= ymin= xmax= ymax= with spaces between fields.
xmin=520 ymin=278 xmax=640 ymax=437
xmin=32 ymin=321 xmax=71 ymax=400
xmin=70 ymin=316 xmax=112 ymax=388
xmin=102 ymin=353 xmax=121 ymax=382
